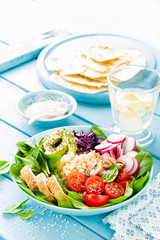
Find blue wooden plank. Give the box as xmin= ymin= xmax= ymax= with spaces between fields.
xmin=1 ymin=60 xmax=44 ymax=91
xmin=0 ymin=175 xmax=104 ymax=240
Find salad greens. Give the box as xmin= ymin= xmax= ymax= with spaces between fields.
xmin=134 ymin=145 xmax=147 ymax=153
xmin=134 ymin=152 xmax=153 ymax=179
xmin=10 ymin=163 xmax=26 ymax=185
xmin=0 ymin=161 xmax=10 ymax=175
xmin=101 ymin=164 xmax=119 ymax=183
xmin=9 ymin=125 xmax=153 ymax=210
xmin=3 ymin=198 xmax=29 ymax=213
xmin=12 ymin=153 xmax=41 ymax=173
xmin=46 ymin=154 xmax=62 ymax=174
xmin=17 ymin=210 xmax=34 ymax=219
xmin=3 ymin=198 xmax=34 ymax=220
xmin=133 ymin=171 xmax=149 ymax=192
xmin=91 ymin=125 xmax=107 ymax=139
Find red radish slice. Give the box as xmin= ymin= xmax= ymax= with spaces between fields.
xmin=101 ymin=153 xmax=111 ymax=160
xmin=110 ymin=150 xmax=116 ymax=159
xmin=117 ymin=144 xmax=121 ymax=159
xmin=117 ymin=155 xmax=134 ymax=173
xmin=95 ymin=140 xmax=112 ymax=151
xmin=116 ymin=144 xmax=123 ymax=159
xmin=122 ymin=137 xmax=136 ymax=154
xmin=120 ymin=149 xmax=124 ymax=157
xmin=107 ymin=134 xmax=126 ymax=144
xmin=129 ymin=157 xmax=139 ymax=175
xmin=101 ymin=143 xmax=119 ymax=154
xmin=125 ymin=151 xmax=138 ymax=158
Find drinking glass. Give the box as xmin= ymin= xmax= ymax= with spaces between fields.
xmin=108 ymin=65 xmax=160 ymax=146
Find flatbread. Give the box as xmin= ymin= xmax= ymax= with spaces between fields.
xmin=87 ymin=45 xmax=124 ymax=62
xmin=46 ymin=44 xmax=146 ymax=93
xmin=61 ymin=74 xmax=108 ymax=87
xmin=80 ymin=68 xmax=108 ymax=79
xmin=86 ymin=54 xmax=130 ymax=73
xmin=45 ymin=56 xmax=63 ymax=71
xmin=125 ymin=49 xmax=146 ymax=66
xmin=60 ymin=53 xmax=87 ymax=76
xmin=50 ymin=72 xmax=108 ymax=93
xmin=110 ymin=50 xmax=146 ymax=82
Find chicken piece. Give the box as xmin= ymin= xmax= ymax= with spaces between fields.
xmin=20 ymin=165 xmax=37 ymax=191
xmin=47 ymin=175 xmax=68 ymax=201
xmin=36 ymin=173 xmax=55 ymax=202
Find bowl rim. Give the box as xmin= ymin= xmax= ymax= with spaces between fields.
xmin=17 ymin=90 xmax=77 ymax=122
xmin=12 ymin=125 xmax=153 ymax=216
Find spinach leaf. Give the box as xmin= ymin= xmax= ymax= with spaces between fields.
xmin=46 ymin=154 xmax=62 ymax=174
xmin=17 ymin=210 xmax=34 ymax=219
xmin=37 ymin=152 xmax=50 ymax=177
xmin=0 ymin=161 xmax=10 ymax=174
xmin=65 ymin=189 xmax=85 ymax=203
xmin=135 ymin=152 xmax=153 ymax=179
xmin=91 ymin=125 xmax=107 ymax=138
xmin=16 ymin=141 xmax=34 ymax=155
xmin=134 ymin=171 xmax=149 ymax=192
xmin=33 ymin=190 xmax=54 ymax=205
xmin=29 ymin=146 xmax=40 ymax=160
xmin=10 ymin=163 xmax=26 ymax=185
xmin=52 ymin=195 xmax=74 ymax=208
xmin=12 ymin=154 xmax=41 ymax=173
xmin=60 ymin=192 xmax=88 ymax=210
xmin=19 ymin=184 xmax=36 ymax=198
xmin=107 ymin=183 xmax=133 ymax=205
xmin=102 ymin=164 xmax=119 ymax=183
xmin=18 ymin=185 xmax=54 ymax=205
xmin=135 ymin=145 xmax=147 ymax=153
xmin=55 ymin=173 xmax=67 ymax=193
xmin=14 ymin=150 xmax=25 ymax=163
xmin=130 ymin=176 xmax=136 ymax=189
xmin=3 ymin=198 xmax=29 ymax=213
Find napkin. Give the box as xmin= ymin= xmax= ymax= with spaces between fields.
xmin=130 ymin=197 xmax=160 ymax=239
xmin=103 ymin=173 xmax=160 ymax=240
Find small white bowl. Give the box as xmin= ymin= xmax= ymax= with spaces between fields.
xmin=18 ymin=90 xmax=77 ymax=127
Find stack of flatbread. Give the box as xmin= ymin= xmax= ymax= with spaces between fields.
xmin=46 ymin=45 xmax=146 ymax=93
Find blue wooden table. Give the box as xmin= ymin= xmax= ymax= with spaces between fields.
xmin=0 ymin=39 xmax=160 ymax=240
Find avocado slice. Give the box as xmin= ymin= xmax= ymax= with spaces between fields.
xmin=43 ymin=132 xmax=68 ymax=155
xmin=62 ymin=130 xmax=77 ymax=154
xmin=43 ymin=130 xmax=77 ymax=156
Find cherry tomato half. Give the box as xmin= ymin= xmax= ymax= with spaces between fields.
xmin=67 ymin=171 xmax=86 ymax=192
xmin=84 ymin=194 xmax=109 ymax=207
xmin=119 ymin=181 xmax=132 ymax=190
xmin=85 ymin=176 xmax=105 ymax=194
xmin=105 ymin=182 xmax=125 ymax=199
xmin=116 ymin=169 xmax=131 ymax=182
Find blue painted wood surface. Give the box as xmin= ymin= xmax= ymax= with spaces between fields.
xmin=0 ymin=41 xmax=160 ymax=240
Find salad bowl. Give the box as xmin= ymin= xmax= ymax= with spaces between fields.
xmin=11 ymin=125 xmax=153 ymax=216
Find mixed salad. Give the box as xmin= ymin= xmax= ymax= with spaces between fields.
xmin=10 ymin=125 xmax=153 ymax=210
